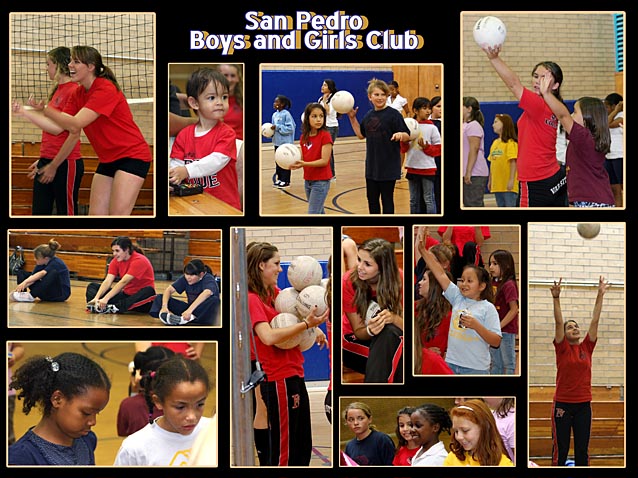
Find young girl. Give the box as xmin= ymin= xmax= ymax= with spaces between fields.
xmin=539 ymin=75 xmax=614 ymax=207
xmin=290 ymin=102 xmax=333 ymax=214
xmin=462 ymin=96 xmax=488 ymax=207
xmin=43 ymin=45 xmax=152 ymax=215
xmin=342 ymin=237 xmax=404 ymax=383
xmin=113 ymin=355 xmax=212 ymax=466
xmin=392 ymin=406 xmax=418 ymax=465
xmin=386 ymin=80 xmax=410 ymax=115
xmin=444 ymin=399 xmax=514 ymax=466
xmin=428 ymin=96 xmax=443 ymax=212
xmin=8 ymin=352 xmax=111 ymax=465
xmin=403 ymin=97 xmax=441 ymax=214
xmin=116 ymin=345 xmax=176 ymax=436
xmin=347 ymin=78 xmax=411 ymax=214
xmin=246 ymin=241 xmax=328 ymax=466
xmin=149 ymin=259 xmax=220 ymax=326
xmin=488 ymin=113 xmax=519 ymax=207
xmin=11 ymin=47 xmax=83 ymax=215
xmin=11 ymin=239 xmax=71 ymax=303
xmin=410 ymin=403 xmax=453 ymax=466
xmin=343 ymin=401 xmax=395 ymax=465
xmin=483 ymin=397 xmax=516 ymax=464
xmin=170 ymin=67 xmax=241 ymax=210
xmin=421 ymin=246 xmax=501 ymax=374
xmin=218 ymin=63 xmax=243 ymax=139
xmin=603 ymin=92 xmax=623 ymax=207
xmin=488 ymin=250 xmax=519 ymax=375
xmin=86 ymin=236 xmax=156 ymax=314
xmin=318 ymin=78 xmax=339 ymax=178
xmin=270 ymin=94 xmax=296 ymax=188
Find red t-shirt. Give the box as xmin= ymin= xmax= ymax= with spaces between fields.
xmin=492 ymin=279 xmax=519 ymax=334
xmin=300 ymin=130 xmax=333 ymax=181
xmin=516 ymin=88 xmax=560 ymax=182
xmin=392 ymin=445 xmax=420 ymax=466
xmin=248 ymin=290 xmax=305 ymax=381
xmin=41 ymin=82 xmax=82 ymax=160
xmin=554 ymin=334 xmax=596 ymax=402
xmin=64 ymin=77 xmax=151 ymax=163
xmin=437 ymin=226 xmax=491 ymax=257
xmin=107 ymin=251 xmax=155 ymax=295
xmin=420 ymin=310 xmax=451 ymax=356
xmin=171 ymin=122 xmax=241 ymax=210
xmin=223 ymin=95 xmax=243 ymax=140
xmin=421 ymin=347 xmax=454 ymax=375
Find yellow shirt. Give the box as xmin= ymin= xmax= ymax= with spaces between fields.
xmin=488 ymin=138 xmax=519 ymax=193
xmin=443 ymin=451 xmax=513 ymax=466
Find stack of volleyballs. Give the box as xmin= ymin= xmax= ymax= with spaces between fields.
xmin=272 ymin=255 xmax=327 ymax=351
xmin=472 ymin=15 xmax=507 ymax=49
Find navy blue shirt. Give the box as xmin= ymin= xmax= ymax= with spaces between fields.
xmin=9 ymin=428 xmax=97 ymax=465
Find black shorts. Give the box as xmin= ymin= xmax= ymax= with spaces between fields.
xmin=95 ymin=157 xmax=151 ymax=179
xmin=520 ymin=168 xmax=567 ymax=207
xmin=604 ymin=157 xmax=623 ymax=185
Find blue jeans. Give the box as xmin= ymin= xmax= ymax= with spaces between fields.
xmin=305 ymin=180 xmax=330 ymax=214
xmin=408 ymin=176 xmax=436 ymax=214
xmin=495 ymin=191 xmax=518 ymax=207
xmin=446 ymin=362 xmax=489 ymax=375
xmin=490 ymin=332 xmax=516 ymax=374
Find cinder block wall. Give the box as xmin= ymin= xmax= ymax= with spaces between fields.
xmin=528 ymin=223 xmax=625 ymax=386
xmin=245 ymin=227 xmax=333 ymax=263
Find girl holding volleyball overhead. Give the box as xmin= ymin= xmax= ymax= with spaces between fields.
xmin=290 ymin=102 xmax=333 ymax=214
xmin=43 ymin=45 xmax=152 ymax=215
xmin=246 ymin=241 xmax=328 ymax=466
xmin=481 ymin=44 xmax=567 ymax=207
xmin=342 ymin=237 xmax=404 ymax=383
xmin=347 ymin=78 xmax=411 ymax=214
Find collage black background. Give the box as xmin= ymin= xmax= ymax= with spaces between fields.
xmin=4 ymin=1 xmax=637 ymax=477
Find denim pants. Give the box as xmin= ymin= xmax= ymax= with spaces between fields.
xmin=495 ymin=191 xmax=518 ymax=207
xmin=446 ymin=362 xmax=489 ymax=375
xmin=305 ymin=180 xmax=330 ymax=214
xmin=489 ymin=332 xmax=516 ymax=374
xmin=408 ymin=176 xmax=436 ymax=214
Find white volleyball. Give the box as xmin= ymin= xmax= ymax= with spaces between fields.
xmin=275 ymin=287 xmax=300 ymax=315
xmin=287 ymin=255 xmax=323 ymax=291
xmin=365 ymin=300 xmax=381 ymax=326
xmin=270 ymin=312 xmax=303 ymax=349
xmin=473 ymin=16 xmax=507 ymax=49
xmin=296 ymin=284 xmax=328 ymax=318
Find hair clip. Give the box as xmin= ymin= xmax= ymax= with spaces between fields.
xmin=457 ymin=405 xmax=474 ymax=412
xmin=150 ymin=371 xmax=156 ymax=378
xmin=46 ymin=356 xmax=60 ymax=372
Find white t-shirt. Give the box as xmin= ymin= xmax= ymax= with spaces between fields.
xmin=606 ymin=111 xmax=623 ymax=159
xmin=114 ymin=416 xmax=212 ymax=466
xmin=387 ymin=94 xmax=408 ymax=113
xmin=319 ymin=96 xmax=339 ymax=128
xmin=411 ymin=440 xmax=449 ymax=466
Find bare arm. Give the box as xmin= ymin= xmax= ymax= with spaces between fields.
xmin=169 ymin=112 xmax=197 ymax=137
xmin=421 ymin=247 xmax=451 ymax=291
xmin=550 ymin=278 xmax=565 ymax=343
xmin=347 ymin=108 xmax=364 ymax=139
xmin=44 ymin=105 xmax=100 ymax=133
xmin=607 ymin=102 xmax=623 ymax=128
xmin=539 ymin=74 xmax=574 ymax=134
xmin=255 ymin=307 xmax=329 ymax=346
xmin=464 ymin=135 xmax=480 ymax=183
xmin=588 ymin=276 xmax=610 ymax=342
xmin=482 ymin=45 xmax=525 ymax=101
xmin=473 ymin=226 xmax=485 ymax=248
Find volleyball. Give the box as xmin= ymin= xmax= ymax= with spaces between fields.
xmin=287 ymin=255 xmax=324 ymax=291
xmin=321 ymin=277 xmax=329 ymax=289
xmin=298 ymin=326 xmax=317 ymax=352
xmin=365 ymin=300 xmax=381 ymax=325
xmin=577 ymin=223 xmax=601 ymax=239
xmin=271 ymin=312 xmax=303 ymax=349
xmin=296 ymin=284 xmax=328 ymax=318
xmin=404 ymin=117 xmax=420 ymax=140
xmin=261 ymin=122 xmax=274 ymax=138
xmin=274 ymin=143 xmax=301 ymax=170
xmin=473 ymin=16 xmax=507 ymax=49
xmin=275 ymin=287 xmax=300 ymax=315
xmin=330 ymin=90 xmax=355 ymax=114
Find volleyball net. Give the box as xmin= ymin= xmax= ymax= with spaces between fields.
xmin=10 ymin=13 xmax=155 ymax=145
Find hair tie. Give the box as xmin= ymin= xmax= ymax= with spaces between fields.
xmin=150 ymin=371 xmax=156 ymax=378
xmin=46 ymin=356 xmax=60 ymax=372
xmin=457 ymin=405 xmax=474 ymax=412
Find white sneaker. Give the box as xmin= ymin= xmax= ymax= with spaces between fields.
xmin=12 ymin=291 xmax=35 ymax=302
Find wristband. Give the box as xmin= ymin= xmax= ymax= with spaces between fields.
xmin=303 ymin=318 xmax=309 ymax=329
xmin=366 ymin=325 xmax=375 ymax=337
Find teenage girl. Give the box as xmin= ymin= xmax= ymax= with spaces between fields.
xmin=8 ymin=352 xmax=111 ymax=465
xmin=421 ymin=246 xmax=501 ymax=374
xmin=270 ymin=94 xmax=296 ymax=188
xmin=410 ymin=403 xmax=452 ymax=466
xmin=403 ymin=97 xmax=441 ymax=214
xmin=246 ymin=241 xmax=329 ymax=466
xmin=483 ymin=397 xmax=516 ymax=464
xmin=149 ymin=259 xmax=220 ymax=326
xmin=539 ymin=75 xmax=614 ymax=207
xmin=290 ymin=102 xmax=333 ymax=214
xmin=11 ymin=46 xmax=83 ymax=215
xmin=347 ymin=78 xmax=411 ymax=214
xmin=392 ymin=406 xmax=418 ymax=465
xmin=114 ymin=355 xmax=212 ymax=466
xmin=11 ymin=239 xmax=71 ymax=303
xmin=116 ymin=345 xmax=176 ymax=437
xmin=488 ymin=113 xmax=519 ymax=207
xmin=318 ymin=78 xmax=339 ymax=178
xmin=487 ymin=250 xmax=519 ymax=375
xmin=343 ymin=401 xmax=395 ymax=465
xmin=342 ymin=237 xmax=404 ymax=383
xmin=481 ymin=45 xmax=567 ymax=207
xmin=444 ymin=399 xmax=513 ymax=466
xmin=43 ymin=45 xmax=152 ymax=215
xmin=85 ymin=236 xmax=156 ymax=314
xmin=462 ymin=96 xmax=488 ymax=207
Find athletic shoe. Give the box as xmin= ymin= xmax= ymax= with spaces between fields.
xmin=274 ymin=181 xmax=290 ymax=189
xmin=86 ymin=303 xmax=98 ymax=313
xmin=102 ymin=304 xmax=119 ymax=314
xmin=159 ymin=312 xmax=191 ymax=325
xmin=11 ymin=291 xmax=35 ymax=302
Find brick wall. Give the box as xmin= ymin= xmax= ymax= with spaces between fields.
xmin=245 ymin=227 xmax=333 ymax=263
